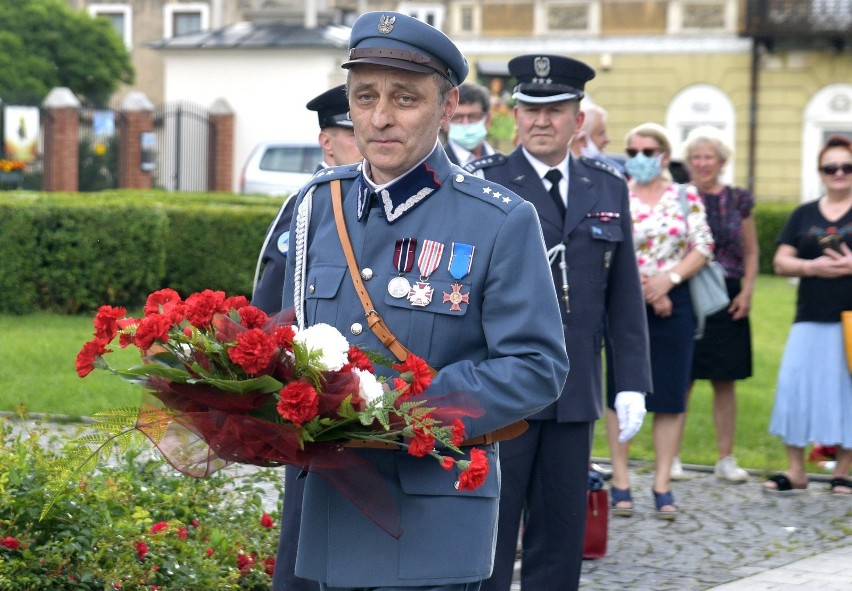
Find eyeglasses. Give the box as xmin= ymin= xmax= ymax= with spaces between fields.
xmin=451 ymin=112 xmax=486 ymax=124
xmin=626 ymin=147 xmax=662 ymax=158
xmin=819 ymin=163 xmax=852 ymax=176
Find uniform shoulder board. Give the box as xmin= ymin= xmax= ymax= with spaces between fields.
xmin=450 ymin=170 xmax=521 ymax=212
xmin=463 ymin=153 xmax=507 ymax=173
xmin=579 ymin=156 xmax=624 ymax=180
xmin=302 ymin=162 xmax=361 ymax=191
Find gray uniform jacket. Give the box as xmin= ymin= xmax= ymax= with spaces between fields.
xmin=282 ymin=145 xmax=569 ymax=587
xmin=469 ymin=148 xmax=652 ymax=422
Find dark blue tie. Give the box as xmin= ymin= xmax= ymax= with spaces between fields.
xmin=544 ymin=168 xmax=565 ymax=217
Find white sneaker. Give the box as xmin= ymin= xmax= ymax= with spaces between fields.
xmin=714 ymin=455 xmax=748 ymax=483
xmin=670 ymin=456 xmax=688 ymax=480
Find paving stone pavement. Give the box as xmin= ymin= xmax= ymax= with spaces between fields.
xmin=511 ymin=461 xmax=852 ymax=590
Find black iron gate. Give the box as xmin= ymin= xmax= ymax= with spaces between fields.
xmin=153 ymin=101 xmax=210 ymax=192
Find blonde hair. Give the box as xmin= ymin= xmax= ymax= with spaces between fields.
xmin=625 ymin=122 xmax=672 ymax=155
xmin=682 ymin=126 xmax=732 ymax=165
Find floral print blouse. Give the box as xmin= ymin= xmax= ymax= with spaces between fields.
xmin=630 ymin=183 xmax=715 ymax=277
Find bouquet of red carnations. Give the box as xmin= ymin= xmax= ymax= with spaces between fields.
xmin=74 ymin=288 xmax=488 ymax=490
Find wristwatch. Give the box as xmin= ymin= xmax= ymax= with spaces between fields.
xmin=668 ymin=271 xmax=682 ymax=286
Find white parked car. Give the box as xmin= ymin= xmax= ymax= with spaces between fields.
xmin=239 ymin=142 xmax=323 ymax=196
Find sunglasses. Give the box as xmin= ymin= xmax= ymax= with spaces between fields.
xmin=819 ymin=163 xmax=852 ymax=175
xmin=626 ymin=147 xmax=662 ymax=158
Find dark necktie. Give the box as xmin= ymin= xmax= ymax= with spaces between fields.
xmin=544 ymin=168 xmax=565 ymax=217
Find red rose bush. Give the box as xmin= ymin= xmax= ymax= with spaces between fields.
xmin=65 ymin=289 xmax=488 ymax=532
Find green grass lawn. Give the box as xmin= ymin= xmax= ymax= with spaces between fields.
xmin=0 ymin=276 xmax=806 ymax=472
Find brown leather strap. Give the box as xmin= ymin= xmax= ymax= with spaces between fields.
xmin=330 ymin=179 xmax=433 ymax=373
xmin=330 ymin=179 xmax=527 ymax=445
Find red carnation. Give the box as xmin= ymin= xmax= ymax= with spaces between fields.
xmin=184 ymin=289 xmax=227 ymax=328
xmin=117 ymin=317 xmax=139 ymax=348
xmin=407 ymin=426 xmax=435 ymax=458
xmin=276 ymin=382 xmax=319 ymax=426
xmin=237 ymin=551 xmax=257 ymax=573
xmin=224 ymin=294 xmax=250 ymax=311
xmin=144 ymin=289 xmax=184 ymax=324
xmin=393 ymin=354 xmax=432 ymax=395
xmin=347 ymin=346 xmax=374 ymax=372
xmin=260 ymin=513 xmax=274 ymax=529
xmin=135 ymin=540 xmax=148 ymax=560
xmin=93 ymin=305 xmax=127 ymax=342
xmin=457 ymin=448 xmax=489 ymax=491
xmin=238 ymin=306 xmax=269 ymax=329
xmin=228 ymin=328 xmax=277 ymax=374
xmin=134 ymin=314 xmax=173 ymax=351
xmin=76 ymin=338 xmax=110 ymax=377
xmin=451 ymin=418 xmax=466 ymax=447
xmin=441 ymin=456 xmax=455 ymax=470
xmin=176 ymin=526 xmax=188 ymax=541
xmin=272 ymin=325 xmax=296 ymax=350
xmin=1 ymin=536 xmax=20 ymax=551
xmin=150 ymin=521 xmax=169 ymax=534
xmin=264 ymin=556 xmax=276 ymax=576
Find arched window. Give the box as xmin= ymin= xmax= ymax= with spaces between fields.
xmin=802 ymin=84 xmax=852 ymax=202
xmin=666 ymin=84 xmax=736 ymax=185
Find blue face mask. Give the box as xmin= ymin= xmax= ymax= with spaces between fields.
xmin=625 ymin=153 xmax=663 ymax=184
xmin=448 ymin=120 xmax=488 ymax=151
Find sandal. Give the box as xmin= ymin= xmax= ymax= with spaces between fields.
xmin=610 ymin=486 xmax=634 ymax=518
xmin=653 ymin=489 xmax=678 ymax=521
xmin=762 ymin=473 xmax=808 ymax=495
xmin=829 ymin=477 xmax=852 ymax=495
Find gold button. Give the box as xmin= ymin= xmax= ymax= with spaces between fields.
xmin=361 ymin=268 xmax=374 ymax=280
xmin=350 ymin=323 xmax=363 ymax=335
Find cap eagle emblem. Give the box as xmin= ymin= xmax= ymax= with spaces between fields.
xmin=378 ymin=15 xmax=396 ymax=34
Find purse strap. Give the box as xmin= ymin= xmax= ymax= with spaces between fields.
xmin=329 ymin=179 xmax=528 ymax=447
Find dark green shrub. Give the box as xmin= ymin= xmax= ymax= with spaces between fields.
xmin=754 ymin=201 xmax=799 ymax=275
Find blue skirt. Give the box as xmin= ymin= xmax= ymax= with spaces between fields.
xmin=769 ymin=322 xmax=852 ymax=448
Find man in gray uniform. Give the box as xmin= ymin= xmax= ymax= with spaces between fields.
xmin=468 ymin=54 xmax=652 ymax=591
xmin=276 ymin=13 xmax=568 ymax=591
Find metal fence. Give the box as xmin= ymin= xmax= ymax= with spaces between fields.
xmin=152 ymin=101 xmax=210 ymax=192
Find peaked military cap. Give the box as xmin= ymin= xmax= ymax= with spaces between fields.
xmin=305 ymin=84 xmax=352 ymax=129
xmin=509 ymin=54 xmax=595 ymax=104
xmin=342 ymin=11 xmax=469 ymax=87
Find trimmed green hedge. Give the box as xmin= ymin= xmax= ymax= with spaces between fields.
xmin=0 ymin=190 xmax=281 ymax=314
xmin=0 ymin=188 xmax=800 ymax=314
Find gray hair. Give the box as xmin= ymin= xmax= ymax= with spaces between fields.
xmin=345 ymin=68 xmax=455 ymax=108
xmin=682 ymin=126 xmax=732 ymax=164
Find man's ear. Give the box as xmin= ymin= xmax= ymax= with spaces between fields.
xmin=441 ymin=87 xmax=460 ymax=127
xmin=318 ymin=130 xmax=332 ymax=160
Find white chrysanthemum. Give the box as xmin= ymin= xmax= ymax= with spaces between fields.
xmin=353 ymin=368 xmax=384 ymax=403
xmin=294 ymin=323 xmax=350 ymax=371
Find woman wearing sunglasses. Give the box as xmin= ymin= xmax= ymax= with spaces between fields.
xmin=764 ymin=135 xmax=852 ymax=495
xmin=605 ymin=122 xmax=714 ymax=520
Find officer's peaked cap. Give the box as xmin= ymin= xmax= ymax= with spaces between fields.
xmin=342 ymin=12 xmax=469 ymax=87
xmin=305 ymin=84 xmax=352 ymax=130
xmin=509 ymin=54 xmax=595 ymax=104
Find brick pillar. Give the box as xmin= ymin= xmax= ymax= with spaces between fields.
xmin=208 ymin=98 xmax=235 ymax=193
xmin=118 ymin=92 xmax=155 ymax=189
xmin=42 ymin=88 xmax=80 ymax=192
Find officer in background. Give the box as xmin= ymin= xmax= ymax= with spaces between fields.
xmin=278 ymin=13 xmax=568 ymax=591
xmin=252 ymin=83 xmax=360 ymax=591
xmin=443 ymin=82 xmax=496 ymax=167
xmin=252 ymin=84 xmax=361 ymax=314
xmin=569 ymin=101 xmax=625 ymax=174
xmin=468 ymin=55 xmax=652 ymax=591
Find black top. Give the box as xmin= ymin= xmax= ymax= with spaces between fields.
xmin=776 ymin=199 xmax=852 ymax=322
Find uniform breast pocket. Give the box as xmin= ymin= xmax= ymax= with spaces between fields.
xmin=588 ymin=223 xmax=624 ymax=283
xmin=304 ymin=264 xmax=346 ymax=325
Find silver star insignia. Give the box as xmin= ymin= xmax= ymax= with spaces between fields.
xmin=483 ymin=187 xmax=491 ymax=194
xmin=492 ymin=191 xmax=502 ymax=199
xmin=502 ymin=196 xmax=511 ymax=203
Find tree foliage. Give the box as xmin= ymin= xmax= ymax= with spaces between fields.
xmin=0 ymin=0 xmax=134 ymax=105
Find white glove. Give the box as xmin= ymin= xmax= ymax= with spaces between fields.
xmin=614 ymin=390 xmax=646 ymax=442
